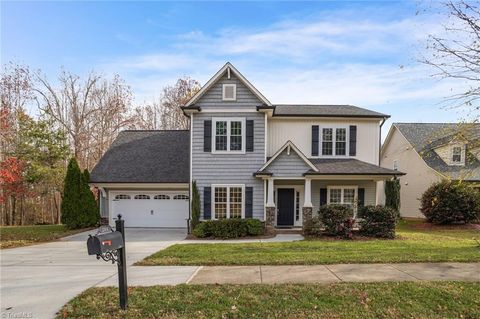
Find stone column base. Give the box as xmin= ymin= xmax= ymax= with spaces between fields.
xmin=302 ymin=206 xmax=313 ymax=233
xmin=265 ymin=206 xmax=276 ymax=235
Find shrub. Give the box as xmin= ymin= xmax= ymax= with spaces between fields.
xmin=385 ymin=179 xmax=401 ymax=217
xmin=318 ymin=204 xmax=354 ymax=238
xmin=191 ymin=181 xmax=201 ymax=230
xmin=192 ymin=219 xmax=265 ymax=239
xmin=358 ymin=205 xmax=397 ymax=239
xmin=420 ymin=180 xmax=480 ymax=224
xmin=303 ymin=216 xmax=323 ymax=237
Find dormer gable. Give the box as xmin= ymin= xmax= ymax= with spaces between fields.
xmin=185 ymin=62 xmax=271 ymax=109
xmin=433 ymin=140 xmax=467 ymax=166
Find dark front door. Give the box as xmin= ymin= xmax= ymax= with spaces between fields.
xmin=277 ymin=188 xmax=294 ymax=226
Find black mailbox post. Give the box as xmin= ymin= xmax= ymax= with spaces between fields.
xmin=87 ymin=215 xmax=128 ymax=310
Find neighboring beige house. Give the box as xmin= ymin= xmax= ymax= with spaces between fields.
xmin=378 ymin=123 xmax=480 ymax=218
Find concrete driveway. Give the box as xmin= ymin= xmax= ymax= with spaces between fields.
xmin=1 ymin=228 xmax=190 ymax=319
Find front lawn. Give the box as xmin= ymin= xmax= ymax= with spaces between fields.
xmin=57 ymin=282 xmax=480 ymax=319
xmin=139 ymin=220 xmax=480 ymax=265
xmin=0 ymin=224 xmax=90 ymax=249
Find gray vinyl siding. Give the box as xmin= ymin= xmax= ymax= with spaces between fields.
xmin=192 ymin=112 xmax=265 ymax=220
xmin=311 ymin=180 xmax=377 ymax=215
xmin=195 ymin=73 xmax=262 ymax=108
xmin=265 ymin=148 xmax=310 ymax=177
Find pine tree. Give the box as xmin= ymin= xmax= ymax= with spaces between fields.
xmin=191 ymin=181 xmax=200 ymax=230
xmin=385 ymin=179 xmax=401 ymax=217
xmin=81 ymin=169 xmax=100 ymax=227
xmin=61 ymin=158 xmax=82 ymax=228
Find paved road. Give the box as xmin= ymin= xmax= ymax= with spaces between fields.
xmin=1 ymin=228 xmax=191 ymax=319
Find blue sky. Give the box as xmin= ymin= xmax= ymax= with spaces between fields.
xmin=1 ymin=1 xmax=468 ymax=135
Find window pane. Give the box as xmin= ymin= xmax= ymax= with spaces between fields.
xmin=229 ymin=187 xmax=242 ymax=218
xmin=452 ymin=147 xmax=462 ymax=162
xmin=335 ymin=128 xmax=346 ymax=155
xmin=230 ymin=121 xmax=242 ymax=151
xmin=215 ymin=121 xmax=227 ymax=151
xmin=295 ymin=191 xmax=300 ymax=221
xmin=329 ymin=189 xmax=342 ymax=204
xmin=344 ymin=189 xmax=355 ymax=205
xmin=214 ymin=187 xmax=227 ymax=219
xmin=322 ymin=128 xmax=333 ymax=155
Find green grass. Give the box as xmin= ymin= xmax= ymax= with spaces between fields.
xmin=0 ymin=224 xmax=90 ymax=249
xmin=139 ymin=220 xmax=480 ymax=265
xmin=57 ymin=282 xmax=480 ymax=319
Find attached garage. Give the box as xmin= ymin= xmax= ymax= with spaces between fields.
xmin=89 ymin=130 xmax=190 ymax=228
xmin=110 ymin=191 xmax=189 ymax=227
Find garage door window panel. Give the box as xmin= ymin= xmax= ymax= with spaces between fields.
xmin=134 ymin=194 xmax=150 ymax=200
xmin=154 ymin=194 xmax=170 ymax=200
xmin=173 ymin=194 xmax=189 ymax=200
xmin=115 ymin=194 xmax=131 ymax=200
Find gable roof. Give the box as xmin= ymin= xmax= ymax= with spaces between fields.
xmin=306 ymin=158 xmax=404 ymax=176
xmin=185 ymin=62 xmax=271 ymax=107
xmin=258 ymin=140 xmax=318 ymax=173
xmin=272 ymin=104 xmax=389 ymax=118
xmin=392 ymin=123 xmax=480 ymax=181
xmin=90 ymin=130 xmax=189 ymax=184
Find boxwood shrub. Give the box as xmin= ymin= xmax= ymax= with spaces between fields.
xmin=358 ymin=205 xmax=397 ymax=239
xmin=420 ymin=180 xmax=480 ymax=224
xmin=192 ymin=219 xmax=264 ymax=239
xmin=303 ymin=216 xmax=323 ymax=237
xmin=318 ymin=204 xmax=354 ymax=238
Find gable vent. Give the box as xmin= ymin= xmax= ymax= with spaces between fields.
xmin=222 ymin=84 xmax=236 ymax=101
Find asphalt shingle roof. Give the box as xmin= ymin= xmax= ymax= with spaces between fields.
xmin=272 ymin=104 xmax=388 ymax=118
xmin=307 ymin=158 xmax=403 ymax=175
xmin=394 ymin=123 xmax=480 ymax=181
xmin=90 ymin=130 xmax=189 ymax=183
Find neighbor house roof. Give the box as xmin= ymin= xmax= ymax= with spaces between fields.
xmin=305 ymin=158 xmax=403 ymax=176
xmin=270 ymin=104 xmax=389 ymax=118
xmin=393 ymin=123 xmax=480 ymax=181
xmin=90 ymin=130 xmax=189 ymax=184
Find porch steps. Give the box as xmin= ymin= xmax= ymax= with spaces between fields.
xmin=275 ymin=228 xmax=303 ymax=235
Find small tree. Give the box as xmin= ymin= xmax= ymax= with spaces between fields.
xmin=61 ymin=158 xmax=82 ymax=228
xmin=191 ymin=181 xmax=200 ymax=230
xmin=81 ymin=169 xmax=100 ymax=227
xmin=385 ymin=179 xmax=401 ymax=217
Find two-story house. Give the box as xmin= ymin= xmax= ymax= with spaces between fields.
xmin=379 ymin=123 xmax=480 ymax=218
xmin=90 ymin=63 xmax=402 ymax=228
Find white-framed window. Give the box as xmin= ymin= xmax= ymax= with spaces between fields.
xmin=327 ymin=186 xmax=358 ymax=207
xmin=222 ymin=84 xmax=236 ymax=101
xmin=320 ymin=126 xmax=349 ymax=156
xmin=134 ymin=194 xmax=150 ymax=200
xmin=115 ymin=194 xmax=131 ymax=200
xmin=212 ymin=185 xmax=244 ymax=219
xmin=173 ymin=194 xmax=189 ymax=200
xmin=212 ymin=118 xmax=246 ymax=153
xmin=452 ymin=146 xmax=462 ymax=163
xmin=393 ymin=160 xmax=399 ymax=171
xmin=154 ymin=194 xmax=170 ymax=200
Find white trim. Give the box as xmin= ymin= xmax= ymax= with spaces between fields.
xmin=274 ymin=185 xmax=304 ymax=227
xmin=99 ymin=187 xmax=107 ymax=198
xmin=222 ymin=84 xmax=236 ymax=101
xmin=264 ymin=112 xmax=268 ymax=163
xmin=199 ymin=108 xmax=258 ymax=113
xmin=91 ymin=183 xmax=189 ymax=189
xmin=211 ymin=184 xmax=245 ymax=219
xmin=185 ymin=62 xmax=271 ymax=106
xmin=211 ymin=117 xmax=246 ymax=154
xmin=259 ymin=140 xmax=319 ymax=172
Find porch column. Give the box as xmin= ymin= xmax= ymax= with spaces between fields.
xmin=265 ymin=178 xmax=276 ymax=230
xmin=302 ymin=178 xmax=313 ymax=232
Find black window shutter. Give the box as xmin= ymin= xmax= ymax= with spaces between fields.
xmin=246 ymin=120 xmax=254 ymax=152
xmin=312 ymin=125 xmax=319 ymax=156
xmin=245 ymin=187 xmax=253 ymax=218
xmin=358 ymin=188 xmax=365 ymax=207
xmin=349 ymin=125 xmax=357 ymax=156
xmin=320 ymin=188 xmax=327 ymax=206
xmin=204 ymin=120 xmax=212 ymax=152
xmin=203 ymin=187 xmax=211 ymax=219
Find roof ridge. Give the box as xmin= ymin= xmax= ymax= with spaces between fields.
xmin=121 ymin=129 xmax=190 ymax=132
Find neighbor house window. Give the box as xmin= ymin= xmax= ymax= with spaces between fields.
xmin=213 ymin=118 xmax=245 ymax=153
xmin=452 ymin=146 xmax=462 ymax=163
xmin=222 ymin=84 xmax=236 ymax=101
xmin=134 ymin=194 xmax=150 ymax=200
xmin=213 ymin=185 xmax=244 ymax=219
xmin=327 ymin=186 xmax=357 ymax=207
xmin=393 ymin=160 xmax=399 ymax=171
xmin=320 ymin=126 xmax=348 ymax=156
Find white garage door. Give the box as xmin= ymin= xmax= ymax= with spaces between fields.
xmin=110 ymin=191 xmax=189 ymax=227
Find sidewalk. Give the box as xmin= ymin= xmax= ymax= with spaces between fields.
xmin=97 ymin=262 xmax=480 ymax=286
